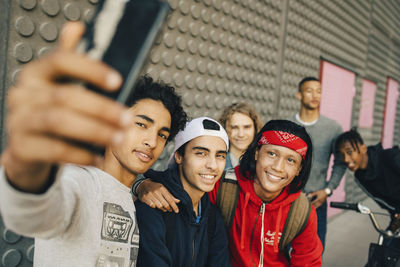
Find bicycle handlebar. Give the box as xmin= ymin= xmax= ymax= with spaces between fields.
xmin=330 ymin=201 xmax=398 ymax=238
xmin=330 ymin=202 xmax=359 ymax=211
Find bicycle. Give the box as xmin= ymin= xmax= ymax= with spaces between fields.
xmin=330 ymin=201 xmax=400 ymax=267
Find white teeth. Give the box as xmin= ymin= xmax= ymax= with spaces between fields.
xmin=200 ymin=174 xmax=215 ymax=180
xmin=138 ymin=152 xmax=150 ymax=159
xmin=268 ymin=173 xmax=283 ymax=181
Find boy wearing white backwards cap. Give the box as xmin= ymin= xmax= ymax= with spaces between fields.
xmin=135 ymin=117 xmax=231 ymax=267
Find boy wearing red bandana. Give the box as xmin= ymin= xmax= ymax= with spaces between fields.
xmin=136 ymin=120 xmax=323 ymax=266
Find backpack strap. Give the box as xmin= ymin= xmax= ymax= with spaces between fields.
xmin=216 ymin=168 xmax=239 ymax=229
xmin=278 ymin=192 xmax=311 ymax=257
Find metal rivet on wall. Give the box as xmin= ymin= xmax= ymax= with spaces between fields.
xmin=194 ymin=93 xmax=204 ymax=107
xmin=200 ymin=26 xmax=209 ymax=40
xmin=206 ymin=78 xmax=215 ymax=92
xmin=183 ymin=91 xmax=194 ymax=106
xmin=186 ymin=57 xmax=196 ymax=72
xmin=195 ymin=77 xmax=205 ymax=91
xmin=26 ymin=244 xmax=35 ymax=262
xmin=15 ymin=16 xmax=35 ymax=37
xmin=37 ymin=46 xmax=52 ymax=58
xmin=173 ymin=72 xmax=184 ymax=87
xmin=64 ymin=3 xmax=81 ymax=21
xmin=187 ymin=40 xmax=198 ymax=54
xmin=2 ymin=229 xmax=21 ymax=244
xmin=185 ymin=75 xmax=195 ymax=89
xmin=162 ymin=51 xmax=173 ymax=66
xmin=84 ymin=9 xmax=95 ymax=23
xmin=201 ymin=9 xmax=211 ymax=23
xmin=210 ymin=29 xmax=219 ymax=43
xmin=39 ymin=22 xmax=58 ymax=42
xmin=163 ymin=33 xmax=175 ymax=48
xmin=197 ymin=60 xmax=206 ymax=74
xmin=176 ymin=36 xmax=186 ymax=51
xmin=177 ymin=17 xmax=188 ymax=33
xmin=198 ymin=42 xmax=208 ymax=57
xmin=14 ymin=42 xmax=33 ymax=63
xmin=222 ymin=1 xmax=230 ymax=15
xmin=41 ymin=0 xmax=60 ymax=16
xmin=18 ymin=0 xmax=37 ymax=10
xmin=160 ymin=70 xmax=171 ymax=84
xmin=189 ymin=22 xmax=200 ymax=37
xmin=190 ymin=4 xmax=201 ymax=19
xmin=179 ymin=0 xmax=190 ymax=15
xmin=207 ymin=62 xmax=216 ymax=76
xmin=1 ymin=249 xmax=22 ymax=267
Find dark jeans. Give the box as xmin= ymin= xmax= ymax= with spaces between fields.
xmin=316 ymin=201 xmax=327 ymax=250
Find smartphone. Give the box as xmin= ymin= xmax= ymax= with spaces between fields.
xmin=79 ymin=0 xmax=170 ymax=104
xmin=76 ymin=0 xmax=170 ymax=154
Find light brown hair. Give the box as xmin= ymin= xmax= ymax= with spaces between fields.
xmin=218 ymin=102 xmax=263 ymax=135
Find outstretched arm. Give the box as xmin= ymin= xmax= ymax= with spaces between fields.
xmin=1 ymin=21 xmax=130 ymax=193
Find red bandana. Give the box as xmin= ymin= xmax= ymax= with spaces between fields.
xmin=258 ymin=130 xmax=308 ymax=159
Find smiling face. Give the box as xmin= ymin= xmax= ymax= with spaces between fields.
xmin=253 ymin=144 xmax=302 ymax=202
xmin=297 ymin=80 xmax=322 ymax=110
xmin=226 ymin=112 xmax=256 ymax=158
xmin=175 ymin=135 xmax=227 ymax=201
xmin=111 ymin=99 xmax=171 ymax=176
xmin=338 ymin=141 xmax=368 ymax=172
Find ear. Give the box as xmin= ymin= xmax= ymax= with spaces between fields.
xmin=296 ymin=91 xmax=302 ymax=101
xmin=174 ymin=151 xmax=183 ymax=165
xmin=359 ymin=144 xmax=367 ymax=154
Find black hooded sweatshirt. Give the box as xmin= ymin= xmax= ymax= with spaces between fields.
xmin=135 ymin=166 xmax=231 ymax=267
xmin=355 ymin=143 xmax=400 ymax=214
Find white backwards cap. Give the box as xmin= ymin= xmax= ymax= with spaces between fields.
xmin=168 ymin=117 xmax=229 ymax=165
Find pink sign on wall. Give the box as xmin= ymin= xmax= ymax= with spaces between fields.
xmin=358 ymin=79 xmax=377 ymax=128
xmin=382 ymin=78 xmax=399 ymax=149
xmin=319 ymin=60 xmax=356 ymax=217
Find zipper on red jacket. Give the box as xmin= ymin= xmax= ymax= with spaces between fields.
xmin=249 ymin=204 xmax=264 ymax=267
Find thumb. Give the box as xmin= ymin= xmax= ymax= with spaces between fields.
xmin=173 ymin=197 xmax=181 ymax=203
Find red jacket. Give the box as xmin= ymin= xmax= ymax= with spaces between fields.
xmin=209 ymin=166 xmax=322 ymax=267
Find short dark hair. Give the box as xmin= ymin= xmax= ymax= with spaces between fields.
xmin=239 ymin=120 xmax=313 ymax=193
xmin=298 ymin=77 xmax=320 ymax=92
xmin=127 ymin=75 xmax=188 ymax=141
xmin=335 ymin=127 xmax=364 ymax=153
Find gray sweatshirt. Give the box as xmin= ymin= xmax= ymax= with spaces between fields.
xmin=289 ymin=114 xmax=346 ymax=193
xmin=0 ymin=165 xmax=139 ymax=267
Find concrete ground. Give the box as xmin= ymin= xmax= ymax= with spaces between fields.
xmin=323 ymin=197 xmax=391 ymax=267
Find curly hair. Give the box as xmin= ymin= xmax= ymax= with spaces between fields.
xmin=126 ymin=75 xmax=188 ymax=142
xmin=335 ymin=127 xmax=364 ymax=153
xmin=218 ymin=102 xmax=263 ymax=135
xmin=239 ymin=120 xmax=313 ymax=193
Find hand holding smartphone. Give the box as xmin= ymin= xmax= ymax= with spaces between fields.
xmin=79 ymin=0 xmax=170 ymax=104
xmin=76 ymin=0 xmax=170 ymax=154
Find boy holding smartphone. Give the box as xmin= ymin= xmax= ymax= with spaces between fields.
xmin=0 ymin=22 xmax=187 ymax=267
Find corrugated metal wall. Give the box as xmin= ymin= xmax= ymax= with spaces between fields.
xmin=0 ymin=0 xmax=399 ymax=265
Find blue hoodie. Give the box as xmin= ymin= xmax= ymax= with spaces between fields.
xmin=135 ymin=166 xmax=231 ymax=267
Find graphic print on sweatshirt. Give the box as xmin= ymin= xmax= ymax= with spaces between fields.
xmin=264 ymin=230 xmax=282 ymax=246
xmin=97 ymin=202 xmax=139 ymax=267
